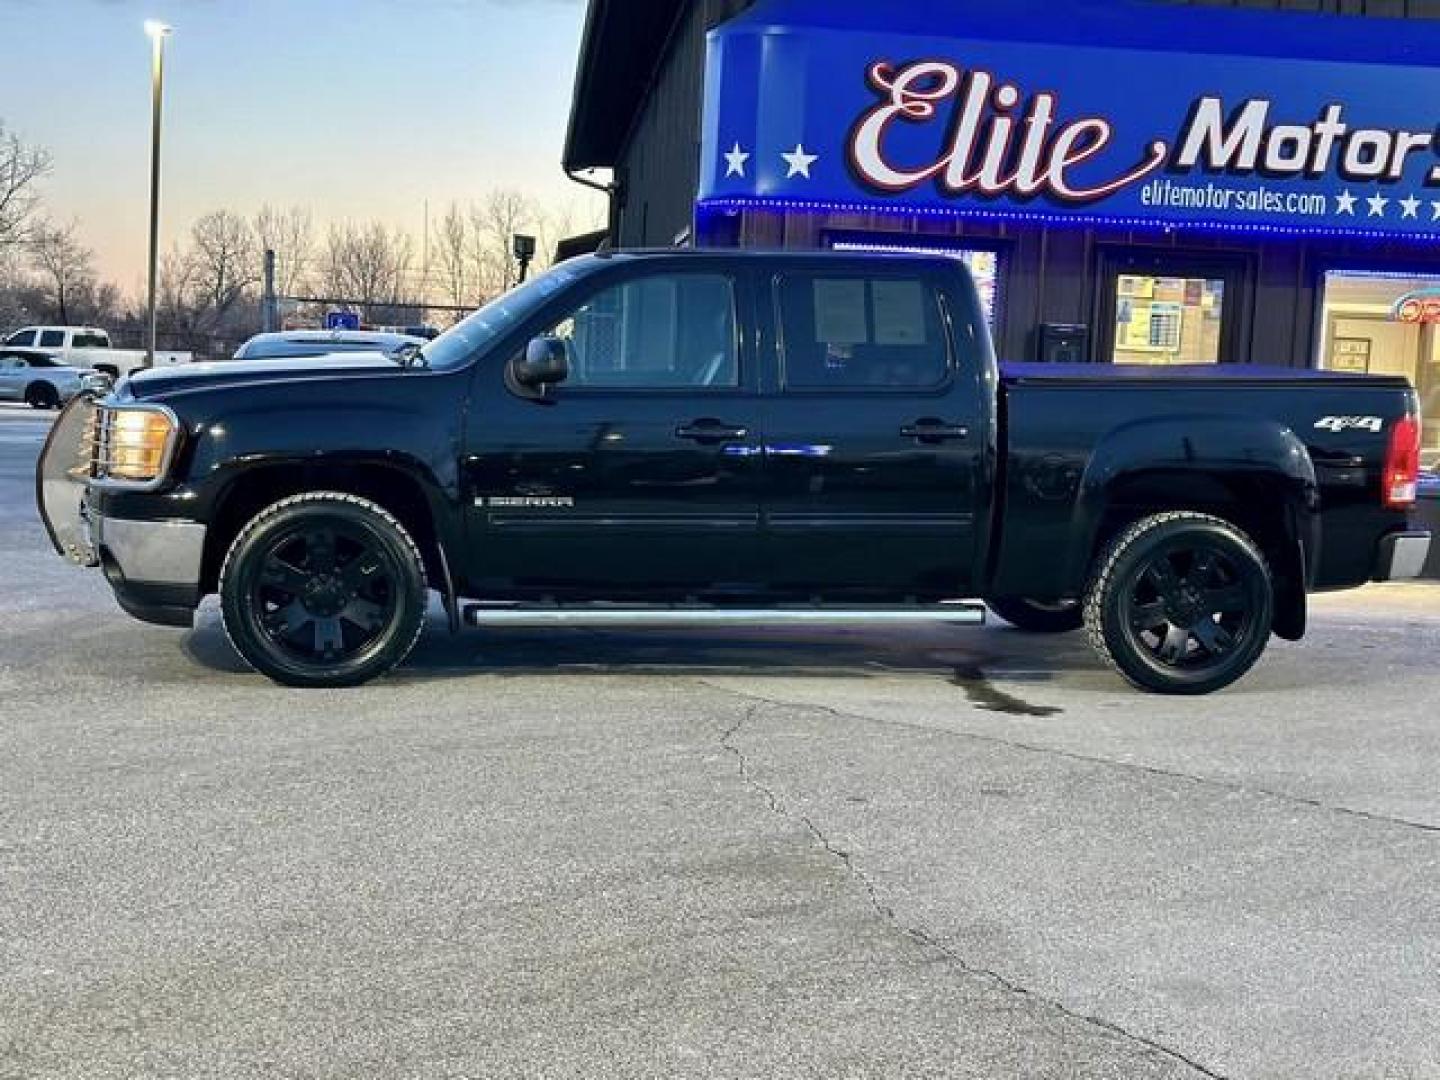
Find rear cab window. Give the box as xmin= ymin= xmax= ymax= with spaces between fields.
xmin=775 ymin=272 xmax=952 ymax=390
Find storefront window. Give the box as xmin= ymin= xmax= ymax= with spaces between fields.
xmin=1110 ymin=275 xmax=1225 ymax=365
xmin=829 ymin=241 xmax=1002 ymax=331
xmin=1319 ymin=270 xmax=1440 ymax=469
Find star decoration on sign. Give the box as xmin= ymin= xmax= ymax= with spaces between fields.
xmin=1367 ymin=193 xmax=1390 ymax=217
xmin=782 ymin=143 xmax=819 ymax=179
xmin=1399 ymin=195 xmax=1421 ymax=219
xmin=1334 ymin=191 xmax=1357 ymax=216
xmin=723 ymin=142 xmax=750 ymax=179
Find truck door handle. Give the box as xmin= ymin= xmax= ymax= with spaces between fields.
xmin=676 ymin=419 xmax=749 ymax=443
xmin=901 ymin=419 xmax=969 ymax=443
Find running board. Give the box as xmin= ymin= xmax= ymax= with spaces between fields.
xmin=462 ymin=602 xmax=987 ymax=629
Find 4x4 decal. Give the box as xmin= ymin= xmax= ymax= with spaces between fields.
xmin=1315 ymin=416 xmax=1383 ymax=433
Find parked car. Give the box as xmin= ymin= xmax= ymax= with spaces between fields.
xmin=37 ymin=250 xmax=1430 ymax=693
xmin=372 ymin=325 xmax=443 ymax=341
xmin=232 ymin=330 xmax=428 ymax=361
xmin=2 ymin=326 xmax=191 ymax=378
xmin=0 ymin=348 xmax=111 ymax=409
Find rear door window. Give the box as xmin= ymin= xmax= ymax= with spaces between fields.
xmin=776 ymin=274 xmax=950 ymax=389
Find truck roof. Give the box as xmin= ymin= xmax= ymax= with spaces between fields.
xmin=591 ymin=247 xmax=959 ymax=263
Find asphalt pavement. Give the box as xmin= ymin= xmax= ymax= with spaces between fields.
xmin=2 ymin=402 xmax=1439 ymax=1079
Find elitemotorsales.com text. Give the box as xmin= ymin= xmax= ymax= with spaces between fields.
xmin=1141 ymin=178 xmax=1330 ymax=216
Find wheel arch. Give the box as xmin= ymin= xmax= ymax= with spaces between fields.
xmin=198 ymin=458 xmax=460 ymax=630
xmin=1067 ymin=415 xmax=1318 ymax=641
xmin=24 ymin=378 xmax=59 ymax=405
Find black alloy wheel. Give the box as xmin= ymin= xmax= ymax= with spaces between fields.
xmin=1086 ymin=512 xmax=1274 ymax=694
xmin=26 ymin=382 xmax=59 ymax=410
xmin=220 ymin=493 xmax=428 ymax=688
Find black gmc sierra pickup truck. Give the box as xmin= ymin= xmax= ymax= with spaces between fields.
xmin=38 ymin=250 xmax=1429 ymax=693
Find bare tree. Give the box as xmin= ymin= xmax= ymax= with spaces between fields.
xmin=29 ymin=219 xmax=96 ymax=325
xmin=534 ymin=198 xmax=607 ymax=274
xmin=0 ymin=121 xmax=51 ymax=249
xmin=467 ymin=189 xmax=535 ymax=302
xmin=320 ymin=220 xmax=415 ymax=317
xmin=254 ymin=204 xmax=313 ymax=297
xmin=190 ymin=210 xmax=259 ymax=329
xmin=430 ymin=202 xmax=471 ymax=310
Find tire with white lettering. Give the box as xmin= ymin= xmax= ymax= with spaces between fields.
xmin=1084 ymin=512 xmax=1273 ymax=695
xmin=219 ymin=492 xmax=428 ymax=688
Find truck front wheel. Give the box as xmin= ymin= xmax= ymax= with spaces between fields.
xmin=219 ymin=492 xmax=428 ymax=688
xmin=988 ymin=597 xmax=1084 ymax=633
xmin=1084 ymin=512 xmax=1274 ymax=695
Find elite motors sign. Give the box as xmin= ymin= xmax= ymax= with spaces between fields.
xmin=699 ymin=1 xmax=1440 ymax=238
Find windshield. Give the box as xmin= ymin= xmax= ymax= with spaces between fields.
xmin=422 ymin=262 xmax=588 ymax=372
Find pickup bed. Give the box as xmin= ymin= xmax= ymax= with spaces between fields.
xmin=37 ymin=250 xmax=1430 ymax=693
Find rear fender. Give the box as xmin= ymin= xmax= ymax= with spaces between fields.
xmin=1067 ymin=414 xmax=1318 ymax=637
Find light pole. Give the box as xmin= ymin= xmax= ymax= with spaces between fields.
xmin=143 ymin=20 xmax=171 ymax=369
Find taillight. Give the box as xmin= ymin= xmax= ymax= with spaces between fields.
xmin=1383 ymin=415 xmax=1421 ymax=509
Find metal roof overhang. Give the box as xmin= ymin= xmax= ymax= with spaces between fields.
xmin=563 ymin=0 xmax=688 ymax=172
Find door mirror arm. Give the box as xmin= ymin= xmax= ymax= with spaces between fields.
xmin=507 ymin=336 xmax=570 ymax=403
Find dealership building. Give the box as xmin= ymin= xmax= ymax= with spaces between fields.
xmin=564 ymin=0 xmax=1440 ymax=462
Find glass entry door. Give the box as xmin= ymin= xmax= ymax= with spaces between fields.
xmin=1098 ymin=250 xmax=1250 ymax=366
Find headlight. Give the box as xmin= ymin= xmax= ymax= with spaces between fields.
xmin=91 ymin=404 xmax=179 ymax=487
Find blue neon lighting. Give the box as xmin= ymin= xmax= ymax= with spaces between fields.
xmin=698 ymin=196 xmax=1440 ymax=245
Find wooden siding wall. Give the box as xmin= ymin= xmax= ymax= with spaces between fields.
xmin=614 ymin=0 xmax=751 ymax=249
xmin=613 ymin=0 xmax=1440 ymax=366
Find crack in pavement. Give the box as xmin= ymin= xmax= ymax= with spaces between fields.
xmin=716 ymin=700 xmax=1229 ymax=1080
xmin=704 ymin=680 xmax=1440 ymax=837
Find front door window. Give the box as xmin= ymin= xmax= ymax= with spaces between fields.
xmin=544 ymin=273 xmax=739 ymax=390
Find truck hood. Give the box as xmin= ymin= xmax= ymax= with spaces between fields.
xmin=121 ymin=354 xmax=402 ymax=400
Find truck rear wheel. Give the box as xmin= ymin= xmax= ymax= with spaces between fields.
xmin=219 ymin=492 xmax=428 ymax=688
xmin=1084 ymin=512 xmax=1273 ymax=695
xmin=988 ymin=596 xmax=1084 ymax=633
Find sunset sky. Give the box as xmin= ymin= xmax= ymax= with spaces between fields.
xmin=0 ymin=0 xmax=605 ymax=294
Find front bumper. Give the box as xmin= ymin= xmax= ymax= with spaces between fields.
xmin=90 ymin=513 xmax=206 ymax=587
xmin=91 ymin=512 xmax=206 ymax=627
xmin=1375 ymin=530 xmax=1432 ymax=581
